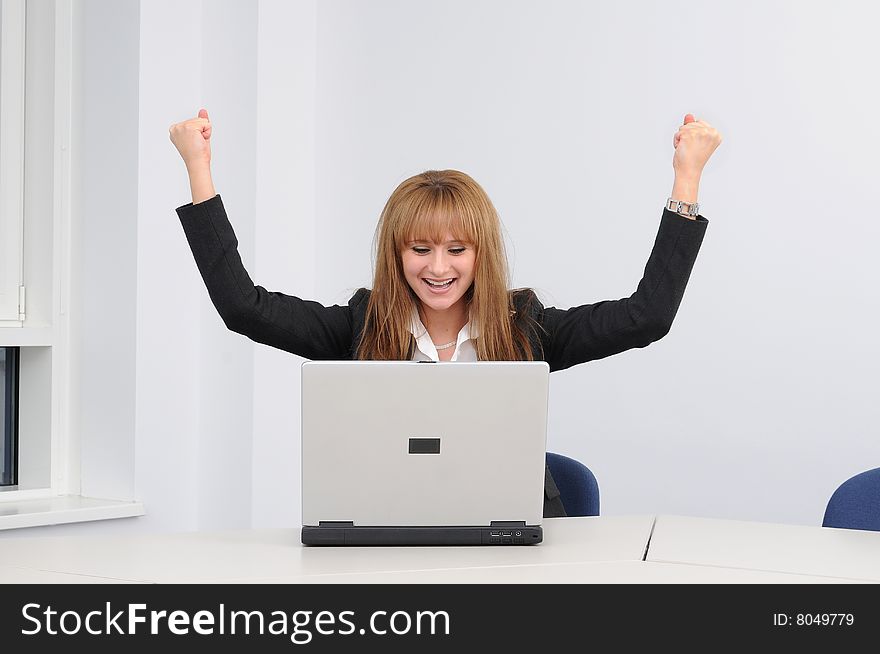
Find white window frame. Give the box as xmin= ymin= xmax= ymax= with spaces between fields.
xmin=0 ymin=0 xmax=26 ymax=325
xmin=0 ymin=0 xmax=66 ymax=502
xmin=0 ymin=0 xmax=143 ymax=527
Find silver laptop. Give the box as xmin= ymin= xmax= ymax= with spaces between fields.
xmin=301 ymin=360 xmax=549 ymax=545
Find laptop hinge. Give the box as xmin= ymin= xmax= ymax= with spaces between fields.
xmin=489 ymin=521 xmax=527 ymax=527
xmin=318 ymin=521 xmax=354 ymax=527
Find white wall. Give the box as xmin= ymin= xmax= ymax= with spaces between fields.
xmin=73 ymin=0 xmax=139 ymax=504
xmin=4 ymin=0 xmax=878 ymax=539
xmin=315 ymin=0 xmax=880 ymax=527
xmin=252 ymin=0 xmax=317 ymax=530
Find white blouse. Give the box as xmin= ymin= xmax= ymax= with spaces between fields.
xmin=408 ymin=311 xmax=478 ymax=362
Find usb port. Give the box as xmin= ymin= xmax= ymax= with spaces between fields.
xmin=490 ymin=531 xmax=501 ymax=537
xmin=501 ymin=531 xmax=512 ymax=537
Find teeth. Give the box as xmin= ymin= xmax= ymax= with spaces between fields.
xmin=425 ymin=279 xmax=453 ymax=287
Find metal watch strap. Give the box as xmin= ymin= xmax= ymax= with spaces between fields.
xmin=666 ymin=197 xmax=699 ymax=218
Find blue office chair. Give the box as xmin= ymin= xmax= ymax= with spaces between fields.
xmin=822 ymin=467 xmax=880 ymax=532
xmin=546 ymin=452 xmax=600 ymax=517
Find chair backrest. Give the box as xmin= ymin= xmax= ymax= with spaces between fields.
xmin=546 ymin=452 xmax=600 ymax=517
xmin=822 ymin=467 xmax=880 ymax=532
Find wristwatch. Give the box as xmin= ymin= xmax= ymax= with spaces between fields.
xmin=666 ymin=198 xmax=700 ymax=218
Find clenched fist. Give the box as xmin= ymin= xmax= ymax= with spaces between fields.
xmin=169 ymin=108 xmax=212 ymax=169
xmin=673 ymin=114 xmax=722 ymax=179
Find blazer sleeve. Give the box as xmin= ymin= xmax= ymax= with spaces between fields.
xmin=176 ymin=194 xmax=366 ymax=360
xmin=539 ymin=209 xmax=707 ymax=373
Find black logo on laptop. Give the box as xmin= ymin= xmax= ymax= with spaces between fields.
xmin=408 ymin=438 xmax=441 ymax=454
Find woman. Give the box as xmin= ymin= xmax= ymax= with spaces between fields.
xmin=169 ymin=109 xmax=721 ymax=516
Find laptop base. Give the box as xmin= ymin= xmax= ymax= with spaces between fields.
xmin=302 ymin=524 xmax=543 ymax=546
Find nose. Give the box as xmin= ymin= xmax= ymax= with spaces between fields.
xmin=425 ymin=251 xmax=453 ymax=277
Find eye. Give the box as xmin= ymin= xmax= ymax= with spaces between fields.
xmin=449 ymin=247 xmax=467 ymax=255
xmin=412 ymin=247 xmax=430 ymax=255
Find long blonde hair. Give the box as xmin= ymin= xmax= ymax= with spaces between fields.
xmin=356 ymin=169 xmax=538 ymax=361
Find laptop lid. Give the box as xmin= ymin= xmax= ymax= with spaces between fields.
xmin=301 ymin=361 xmax=549 ymax=531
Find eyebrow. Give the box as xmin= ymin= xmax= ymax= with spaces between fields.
xmin=405 ymin=239 xmax=468 ymax=246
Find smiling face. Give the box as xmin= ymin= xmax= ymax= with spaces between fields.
xmin=400 ymin=233 xmax=476 ymax=315
xmin=358 ymin=170 xmax=521 ymax=361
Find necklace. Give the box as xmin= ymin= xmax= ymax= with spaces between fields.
xmin=434 ymin=340 xmax=457 ymax=350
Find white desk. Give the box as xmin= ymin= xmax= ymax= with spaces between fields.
xmin=0 ymin=515 xmax=875 ymax=584
xmin=646 ymin=514 xmax=880 ymax=582
xmin=277 ymin=561 xmax=867 ymax=584
xmin=0 ymin=515 xmax=653 ymax=584
xmin=0 ymin=565 xmax=147 ymax=584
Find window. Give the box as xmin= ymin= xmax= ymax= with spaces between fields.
xmin=0 ymin=0 xmax=144 ymax=528
xmin=1 ymin=347 xmax=19 ymax=486
xmin=1 ymin=0 xmax=26 ymax=492
xmin=0 ymin=0 xmax=26 ymax=324
xmin=1 ymin=0 xmax=60 ymax=500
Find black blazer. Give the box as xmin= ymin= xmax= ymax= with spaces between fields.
xmin=177 ymin=195 xmax=708 ymax=517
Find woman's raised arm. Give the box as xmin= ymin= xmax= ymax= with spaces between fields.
xmin=170 ymin=109 xmax=363 ymax=360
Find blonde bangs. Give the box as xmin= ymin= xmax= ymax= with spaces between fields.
xmin=393 ymin=185 xmax=479 ymax=250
